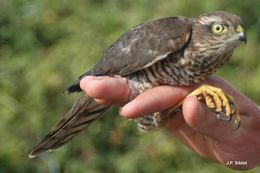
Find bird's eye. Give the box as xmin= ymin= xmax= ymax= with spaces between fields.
xmin=211 ymin=23 xmax=227 ymax=35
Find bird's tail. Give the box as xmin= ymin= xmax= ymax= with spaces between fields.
xmin=29 ymin=95 xmax=110 ymax=158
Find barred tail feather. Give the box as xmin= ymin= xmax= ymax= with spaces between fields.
xmin=29 ymin=95 xmax=110 ymax=158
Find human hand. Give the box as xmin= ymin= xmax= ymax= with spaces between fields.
xmin=80 ymin=76 xmax=260 ymax=170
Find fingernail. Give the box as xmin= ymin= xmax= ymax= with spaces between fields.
xmin=119 ymin=107 xmax=124 ymax=116
xmin=120 ymin=104 xmax=129 ymax=117
xmin=83 ymin=76 xmax=106 ymax=81
xmin=80 ymin=76 xmax=93 ymax=88
xmin=92 ymin=76 xmax=107 ymax=80
xmin=120 ymin=102 xmax=134 ymax=118
xmin=81 ymin=76 xmax=106 ymax=87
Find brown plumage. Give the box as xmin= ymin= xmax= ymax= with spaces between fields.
xmin=29 ymin=11 xmax=246 ymax=158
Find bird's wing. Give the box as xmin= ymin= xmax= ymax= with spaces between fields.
xmin=67 ymin=17 xmax=192 ymax=93
xmin=88 ymin=16 xmax=191 ymax=76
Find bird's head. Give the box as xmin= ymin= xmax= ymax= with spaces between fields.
xmin=190 ymin=11 xmax=246 ymax=57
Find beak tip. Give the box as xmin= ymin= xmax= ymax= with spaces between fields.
xmin=239 ymin=34 xmax=247 ymax=44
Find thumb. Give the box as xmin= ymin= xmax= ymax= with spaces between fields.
xmin=182 ymin=96 xmax=236 ymax=141
xmin=80 ymin=76 xmax=131 ymax=104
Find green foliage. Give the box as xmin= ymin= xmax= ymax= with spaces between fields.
xmin=0 ymin=0 xmax=259 ymax=172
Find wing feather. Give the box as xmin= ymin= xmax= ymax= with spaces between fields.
xmin=67 ymin=17 xmax=192 ymax=93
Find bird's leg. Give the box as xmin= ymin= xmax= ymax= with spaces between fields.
xmin=123 ymin=77 xmax=161 ymax=132
xmin=134 ymin=114 xmax=160 ymax=132
xmin=158 ymin=84 xmax=240 ymax=128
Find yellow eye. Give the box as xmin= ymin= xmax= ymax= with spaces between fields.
xmin=211 ymin=23 xmax=227 ymax=35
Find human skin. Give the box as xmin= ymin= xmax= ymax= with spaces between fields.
xmin=79 ymin=76 xmax=260 ymax=170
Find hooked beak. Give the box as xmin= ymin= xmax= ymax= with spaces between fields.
xmin=236 ymin=25 xmax=247 ymax=44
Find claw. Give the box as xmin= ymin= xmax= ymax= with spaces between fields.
xmin=215 ymin=112 xmax=232 ymax=121
xmin=155 ymin=84 xmax=241 ymax=129
xmin=187 ymin=84 xmax=240 ymax=128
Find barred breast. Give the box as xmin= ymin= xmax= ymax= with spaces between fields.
xmin=127 ymin=49 xmax=232 ymax=97
xmin=126 ymin=53 xmax=209 ymax=96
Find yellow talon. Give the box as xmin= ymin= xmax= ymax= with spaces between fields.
xmin=188 ymin=84 xmax=240 ymax=128
xmin=160 ymin=84 xmax=240 ymax=129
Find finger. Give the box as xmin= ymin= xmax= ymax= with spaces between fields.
xmin=198 ymin=76 xmax=259 ymax=132
xmin=93 ymin=98 xmax=115 ymax=105
xmin=182 ymin=96 xmax=239 ymax=141
xmin=163 ymin=111 xmax=186 ymax=131
xmin=93 ymin=98 xmax=128 ymax=105
xmin=79 ymin=76 xmax=130 ymax=104
xmin=162 ymin=112 xmax=216 ymax=161
xmin=121 ymin=85 xmax=192 ymax=118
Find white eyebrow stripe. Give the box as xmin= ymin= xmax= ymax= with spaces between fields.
xmin=197 ymin=16 xmax=223 ymax=25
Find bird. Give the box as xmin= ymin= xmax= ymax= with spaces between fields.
xmin=29 ymin=11 xmax=247 ymax=158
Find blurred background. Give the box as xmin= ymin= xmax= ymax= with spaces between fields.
xmin=0 ymin=0 xmax=260 ymax=172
